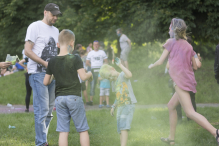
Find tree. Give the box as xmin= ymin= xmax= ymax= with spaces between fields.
xmin=1 ymin=0 xmax=219 ymax=60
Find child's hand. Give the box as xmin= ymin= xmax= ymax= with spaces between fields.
xmin=148 ymin=64 xmax=154 ymax=69
xmin=115 ymin=57 xmax=121 ymax=66
xmin=110 ymin=108 xmax=114 ymax=116
xmin=198 ymin=53 xmax=202 ymax=62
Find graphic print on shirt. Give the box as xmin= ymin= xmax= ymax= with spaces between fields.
xmin=37 ymin=37 xmax=58 ymax=72
xmin=94 ymin=56 xmax=101 ymax=61
xmin=115 ymin=81 xmax=131 ymax=106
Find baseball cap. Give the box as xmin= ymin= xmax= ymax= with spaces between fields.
xmin=44 ymin=3 xmax=62 ymax=16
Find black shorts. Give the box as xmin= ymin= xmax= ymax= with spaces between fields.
xmin=81 ymin=82 xmax=86 ymax=91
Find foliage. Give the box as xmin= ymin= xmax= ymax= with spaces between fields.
xmin=1 ymin=0 xmax=219 ymax=60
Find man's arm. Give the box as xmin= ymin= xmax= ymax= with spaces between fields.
xmin=25 ymin=40 xmax=48 ymax=68
xmin=127 ymin=39 xmax=131 ymax=48
xmin=86 ymin=60 xmax=91 ymax=67
xmin=104 ymin=58 xmax=108 ymax=64
xmin=77 ymin=68 xmax=92 ymax=81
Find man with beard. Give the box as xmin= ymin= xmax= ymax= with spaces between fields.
xmin=24 ymin=3 xmax=61 ymax=146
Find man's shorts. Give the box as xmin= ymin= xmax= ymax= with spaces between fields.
xmin=55 ymin=95 xmax=89 ymax=133
xmin=99 ymin=88 xmax=110 ymax=96
xmin=117 ymin=104 xmax=135 ymax=134
xmin=120 ymin=48 xmax=131 ymax=61
xmin=81 ymin=82 xmax=86 ymax=91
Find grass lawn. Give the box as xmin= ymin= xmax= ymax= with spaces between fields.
xmin=0 ymin=107 xmax=219 ymax=146
xmin=0 ymin=42 xmax=219 ymax=145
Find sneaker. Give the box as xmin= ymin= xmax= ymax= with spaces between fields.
xmin=87 ymin=101 xmax=93 ymax=106
xmin=86 ymin=102 xmax=90 ymax=105
xmin=106 ymin=105 xmax=111 ymax=108
xmin=44 ymin=142 xmax=49 ymax=146
xmin=103 ymin=101 xmax=106 ymax=105
xmin=25 ymin=109 xmax=29 ymax=112
xmin=99 ymin=104 xmax=104 ymax=108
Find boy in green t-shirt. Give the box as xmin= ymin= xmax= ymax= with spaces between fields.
xmin=99 ymin=58 xmax=137 ymax=146
xmin=44 ymin=29 xmax=92 ymax=146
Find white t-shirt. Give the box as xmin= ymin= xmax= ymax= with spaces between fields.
xmin=86 ymin=50 xmax=107 ymax=69
xmin=25 ymin=21 xmax=59 ymax=74
xmin=119 ymin=34 xmax=130 ymax=51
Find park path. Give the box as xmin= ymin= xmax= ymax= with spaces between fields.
xmin=1 ymin=103 xmax=219 ymax=114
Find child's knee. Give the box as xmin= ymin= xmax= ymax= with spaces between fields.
xmin=167 ymin=102 xmax=175 ymax=110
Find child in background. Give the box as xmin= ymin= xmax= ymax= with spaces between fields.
xmin=99 ymin=57 xmax=137 ymax=146
xmin=44 ymin=29 xmax=92 ymax=146
xmin=12 ymin=59 xmax=24 ymax=72
xmin=80 ymin=50 xmax=89 ymax=104
xmin=98 ymin=73 xmax=111 ymax=108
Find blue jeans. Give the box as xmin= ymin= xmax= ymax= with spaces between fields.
xmin=90 ymin=69 xmax=99 ymax=96
xmin=29 ymin=72 xmax=55 ymax=146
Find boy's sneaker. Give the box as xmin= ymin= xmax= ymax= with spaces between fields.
xmin=87 ymin=101 xmax=93 ymax=106
xmin=103 ymin=101 xmax=106 ymax=105
xmin=43 ymin=142 xmax=49 ymax=146
xmin=99 ymin=104 xmax=104 ymax=108
xmin=106 ymin=105 xmax=111 ymax=108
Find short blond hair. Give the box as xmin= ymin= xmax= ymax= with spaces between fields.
xmin=170 ymin=18 xmax=187 ymax=40
xmin=58 ymin=29 xmax=75 ymax=45
xmin=99 ymin=64 xmax=114 ymax=79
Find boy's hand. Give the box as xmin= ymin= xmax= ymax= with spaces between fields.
xmin=148 ymin=64 xmax=154 ymax=69
xmin=115 ymin=57 xmax=121 ymax=66
xmin=110 ymin=108 xmax=114 ymax=116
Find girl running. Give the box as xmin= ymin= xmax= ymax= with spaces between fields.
xmin=148 ymin=18 xmax=219 ymax=145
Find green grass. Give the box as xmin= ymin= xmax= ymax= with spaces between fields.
xmin=0 ymin=107 xmax=219 ymax=146
xmin=0 ymin=42 xmax=218 ymax=105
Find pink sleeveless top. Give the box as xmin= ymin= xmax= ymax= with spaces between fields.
xmin=163 ymin=38 xmax=197 ymax=93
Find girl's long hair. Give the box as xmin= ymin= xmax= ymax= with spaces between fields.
xmin=170 ymin=18 xmax=187 ymax=40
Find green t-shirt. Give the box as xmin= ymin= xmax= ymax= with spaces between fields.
xmin=46 ymin=54 xmax=83 ymax=97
